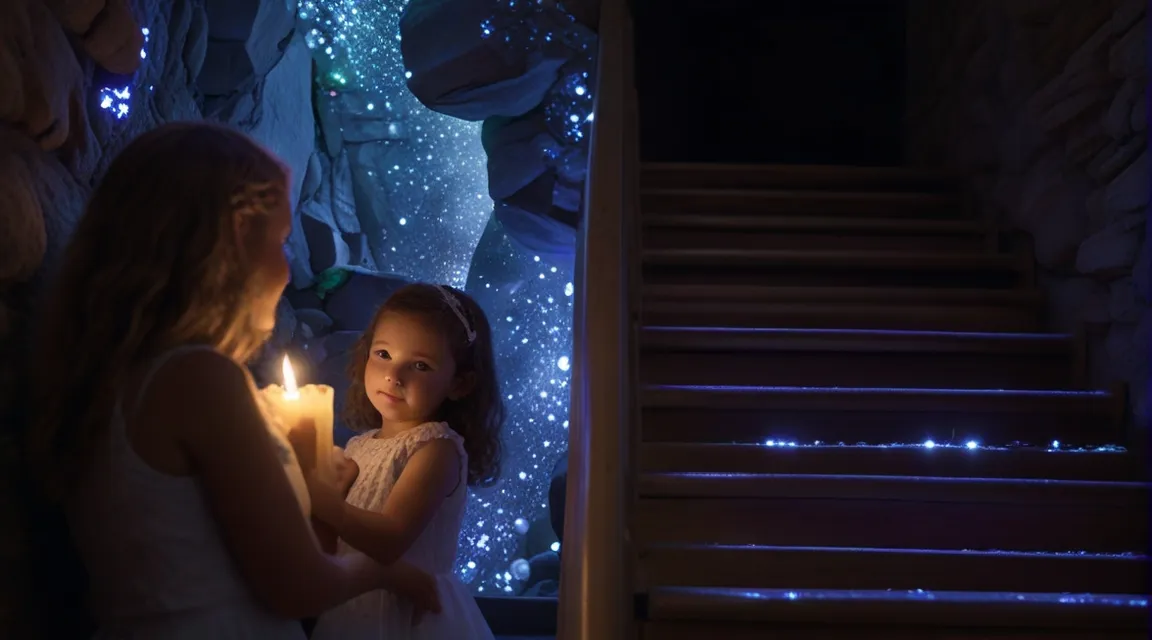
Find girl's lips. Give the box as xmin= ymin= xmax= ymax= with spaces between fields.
xmin=377 ymin=390 xmax=403 ymax=403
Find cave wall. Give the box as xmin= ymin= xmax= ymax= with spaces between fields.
xmin=904 ymin=0 xmax=1149 ymax=428
xmin=0 ymin=0 xmax=317 ymax=385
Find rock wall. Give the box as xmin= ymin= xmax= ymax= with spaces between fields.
xmin=0 ymin=0 xmax=317 ymax=399
xmin=904 ymin=0 xmax=1149 ymax=429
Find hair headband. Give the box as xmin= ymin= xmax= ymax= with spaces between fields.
xmin=435 ymin=285 xmax=477 ymax=344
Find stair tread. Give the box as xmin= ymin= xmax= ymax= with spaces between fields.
xmin=641 ymin=326 xmax=1072 ymax=354
xmin=644 ymin=283 xmax=1043 ymax=304
xmin=645 ymin=247 xmax=1018 ymax=268
xmin=639 ymin=443 xmax=1143 ymax=481
xmin=642 ymin=162 xmax=962 ymax=182
xmin=637 ymin=544 xmax=1149 ymax=594
xmin=643 ymin=214 xmax=985 ymax=232
xmin=645 ymin=543 xmax=1147 ymax=557
xmin=644 ymin=384 xmax=1113 ymax=411
xmin=639 ymin=472 xmax=1147 ymax=504
xmin=642 ymin=543 xmax=1147 ymax=561
xmin=642 ymin=187 xmax=953 ymax=202
xmin=646 ymin=586 xmax=1149 ymax=628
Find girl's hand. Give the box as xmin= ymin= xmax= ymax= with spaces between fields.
xmin=381 ymin=562 xmax=442 ymax=625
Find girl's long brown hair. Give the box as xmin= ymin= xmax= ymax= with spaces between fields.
xmin=26 ymin=122 xmax=287 ymax=498
xmin=344 ymin=284 xmax=505 ymax=487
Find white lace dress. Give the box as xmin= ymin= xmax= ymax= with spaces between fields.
xmin=311 ymin=422 xmax=494 ymax=640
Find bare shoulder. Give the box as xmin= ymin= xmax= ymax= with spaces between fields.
xmin=141 ymin=348 xmax=262 ymax=445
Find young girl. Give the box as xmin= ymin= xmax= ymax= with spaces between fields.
xmin=309 ymin=283 xmax=504 ymax=639
xmin=23 ymin=122 xmax=438 ymax=638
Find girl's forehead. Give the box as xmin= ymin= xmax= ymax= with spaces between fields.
xmin=373 ymin=312 xmax=447 ymax=344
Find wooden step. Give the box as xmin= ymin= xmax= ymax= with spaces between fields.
xmin=638 ymin=443 xmax=1144 ymax=481
xmin=638 ymin=544 xmax=1149 ymax=594
xmin=641 ymin=384 xmax=1126 ymax=447
xmin=641 ymin=587 xmax=1149 ymax=640
xmin=643 ymin=285 xmax=1044 ymax=332
xmin=641 ymin=188 xmax=966 ymax=219
xmin=641 ymin=163 xmax=965 ymax=192
xmin=643 ymin=215 xmax=991 ymax=252
xmin=640 ymin=326 xmax=1081 ymax=390
xmin=643 ymin=249 xmax=1029 ymax=288
xmin=634 ymin=473 xmax=1148 ymax=552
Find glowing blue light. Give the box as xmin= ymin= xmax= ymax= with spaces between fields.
xmin=550 ymin=541 xmax=560 ymax=552
xmin=966 ymin=440 xmax=978 ymax=450
xmin=923 ymin=440 xmax=936 ymax=449
xmin=98 ymin=28 xmax=149 ymax=120
xmin=98 ymin=87 xmax=132 ymax=120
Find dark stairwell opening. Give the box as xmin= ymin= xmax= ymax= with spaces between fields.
xmin=633 ymin=0 xmax=908 ymax=165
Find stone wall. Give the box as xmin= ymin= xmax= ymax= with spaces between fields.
xmin=904 ymin=0 xmax=1149 ymax=429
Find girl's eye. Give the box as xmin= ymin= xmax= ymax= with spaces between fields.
xmin=373 ymin=350 xmax=390 ymax=360
xmin=414 ymin=362 xmax=431 ymax=372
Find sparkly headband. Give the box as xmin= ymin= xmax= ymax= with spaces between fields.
xmin=435 ymin=284 xmax=477 ymax=344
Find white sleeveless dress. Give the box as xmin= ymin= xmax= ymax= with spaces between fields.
xmin=311 ymin=422 xmax=494 ymax=640
xmin=65 ymin=345 xmax=311 ymax=639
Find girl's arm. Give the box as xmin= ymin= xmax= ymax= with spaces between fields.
xmin=316 ymin=438 xmax=461 ymax=566
xmin=148 ymin=350 xmax=385 ymax=619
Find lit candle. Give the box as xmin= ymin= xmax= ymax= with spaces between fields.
xmin=262 ymin=355 xmax=336 ymax=483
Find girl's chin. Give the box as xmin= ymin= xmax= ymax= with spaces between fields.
xmin=371 ymin=403 xmax=405 ymax=421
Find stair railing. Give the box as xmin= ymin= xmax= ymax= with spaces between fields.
xmin=557 ymin=1 xmax=640 ymax=639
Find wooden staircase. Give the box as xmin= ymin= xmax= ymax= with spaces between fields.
xmin=630 ymin=163 xmax=1150 ymax=639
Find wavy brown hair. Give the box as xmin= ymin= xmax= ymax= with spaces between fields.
xmin=344 ymin=283 xmax=504 ymax=487
xmin=26 ymin=122 xmax=288 ymax=498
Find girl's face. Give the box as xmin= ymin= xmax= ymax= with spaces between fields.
xmin=364 ymin=312 xmax=469 ymax=430
xmin=245 ymin=187 xmax=293 ymax=333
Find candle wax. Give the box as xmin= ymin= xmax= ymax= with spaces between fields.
xmin=262 ymin=383 xmax=337 ymax=484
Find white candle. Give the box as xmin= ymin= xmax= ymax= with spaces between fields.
xmin=262 ymin=356 xmax=336 ymax=483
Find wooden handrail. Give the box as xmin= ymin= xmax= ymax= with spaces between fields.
xmin=557 ymin=1 xmax=639 ymax=639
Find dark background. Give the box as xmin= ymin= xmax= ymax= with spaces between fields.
xmin=633 ymin=0 xmax=908 ymax=165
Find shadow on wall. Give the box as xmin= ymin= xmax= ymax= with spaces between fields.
xmin=904 ymin=0 xmax=1148 ymax=428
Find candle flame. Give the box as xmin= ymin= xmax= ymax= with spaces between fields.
xmin=282 ymin=355 xmax=300 ymax=400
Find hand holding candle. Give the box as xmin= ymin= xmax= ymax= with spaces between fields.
xmin=262 ymin=355 xmax=336 ymax=484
